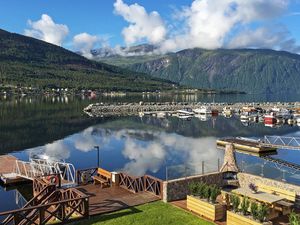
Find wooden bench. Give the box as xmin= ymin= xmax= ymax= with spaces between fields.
xmin=257 ymin=183 xmax=296 ymax=202
xmin=92 ymin=168 xmax=111 ymax=188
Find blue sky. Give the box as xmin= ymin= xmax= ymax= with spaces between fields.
xmin=0 ymin=0 xmax=299 ymax=54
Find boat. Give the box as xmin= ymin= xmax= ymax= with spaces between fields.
xmin=223 ymin=106 xmax=233 ymax=116
xmin=156 ymin=112 xmax=167 ymax=118
xmin=176 ymin=108 xmax=194 ymax=116
xmin=264 ymin=112 xmax=277 ymax=125
xmin=193 ymin=106 xmax=212 ymax=114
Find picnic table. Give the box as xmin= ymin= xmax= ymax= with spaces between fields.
xmin=232 ymin=188 xmax=285 ymax=204
xmin=232 ymin=187 xmax=293 ymax=219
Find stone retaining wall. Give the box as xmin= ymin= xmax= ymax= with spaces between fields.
xmin=163 ymin=172 xmax=223 ymax=202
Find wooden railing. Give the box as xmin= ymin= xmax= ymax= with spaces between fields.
xmin=32 ymin=174 xmax=61 ymax=197
xmin=1 ymin=184 xmax=57 ymax=225
xmin=76 ymin=167 xmax=98 ymax=185
xmin=0 ymin=188 xmax=89 ymax=225
xmin=119 ymin=173 xmax=163 ymax=199
xmin=119 ymin=173 xmax=144 ymax=194
xmin=144 ymin=175 xmax=163 ymax=199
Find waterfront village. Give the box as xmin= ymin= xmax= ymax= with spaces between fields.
xmin=1 ymin=101 xmax=300 ymax=225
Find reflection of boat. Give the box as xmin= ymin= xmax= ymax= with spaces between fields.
xmin=178 ymin=115 xmax=193 ymax=120
xmin=296 ymin=117 xmax=300 ymax=126
xmin=193 ymin=106 xmax=212 ymax=114
xmin=177 ymin=108 xmax=194 ymax=116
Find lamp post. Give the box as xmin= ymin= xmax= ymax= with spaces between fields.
xmin=94 ymin=146 xmax=100 ymax=168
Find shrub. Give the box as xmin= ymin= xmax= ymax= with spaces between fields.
xmin=210 ymin=185 xmax=221 ymax=204
xmin=257 ymin=204 xmax=269 ymax=222
xmin=230 ymin=194 xmax=240 ymax=212
xmin=203 ymin=185 xmax=211 ymax=201
xmin=250 ymin=201 xmax=258 ymax=220
xmin=197 ymin=182 xmax=206 ymax=198
xmin=188 ymin=182 xmax=198 ymax=196
xmin=240 ymin=197 xmax=250 ymax=215
xmin=289 ymin=211 xmax=300 ymax=225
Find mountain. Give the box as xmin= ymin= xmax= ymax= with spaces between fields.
xmin=99 ymin=48 xmax=300 ymax=94
xmin=0 ymin=29 xmax=175 ymax=92
xmin=90 ymin=44 xmax=157 ymax=58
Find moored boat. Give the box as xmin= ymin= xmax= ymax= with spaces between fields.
xmin=264 ymin=112 xmax=277 ymax=125
xmin=193 ymin=106 xmax=212 ymax=114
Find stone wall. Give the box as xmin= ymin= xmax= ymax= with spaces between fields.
xmin=238 ymin=173 xmax=300 ymax=206
xmin=163 ymin=172 xmax=223 ymax=202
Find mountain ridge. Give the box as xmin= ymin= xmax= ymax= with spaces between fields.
xmin=0 ymin=29 xmax=176 ymax=92
xmin=98 ymin=47 xmax=300 ymax=94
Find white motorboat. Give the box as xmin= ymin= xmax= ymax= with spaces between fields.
xmin=193 ymin=106 xmax=212 ymax=114
xmin=176 ymin=108 xmax=194 ymax=116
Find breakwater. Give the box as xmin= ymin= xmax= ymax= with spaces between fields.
xmin=84 ymin=101 xmax=300 ymax=117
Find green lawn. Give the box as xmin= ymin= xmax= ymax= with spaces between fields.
xmin=75 ymin=201 xmax=214 ymax=225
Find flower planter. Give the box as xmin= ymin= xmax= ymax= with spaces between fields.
xmin=186 ymin=195 xmax=225 ymax=221
xmin=227 ymin=211 xmax=272 ymax=225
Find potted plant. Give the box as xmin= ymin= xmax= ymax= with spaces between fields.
xmin=187 ymin=182 xmax=225 ymax=221
xmin=227 ymin=196 xmax=272 ymax=225
xmin=289 ymin=210 xmax=300 ymax=225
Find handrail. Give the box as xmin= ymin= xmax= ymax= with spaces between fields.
xmin=0 ymin=188 xmax=89 ymax=225
xmin=1 ymin=184 xmax=56 ymax=224
xmin=118 ymin=173 xmax=163 ymax=199
xmin=0 ymin=196 xmax=88 ymax=216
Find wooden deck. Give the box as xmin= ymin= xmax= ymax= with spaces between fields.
xmin=0 ymin=155 xmax=17 ymax=174
xmin=76 ymin=184 xmax=160 ymax=216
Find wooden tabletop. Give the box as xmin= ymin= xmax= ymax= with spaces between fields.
xmin=232 ymin=188 xmax=285 ymax=204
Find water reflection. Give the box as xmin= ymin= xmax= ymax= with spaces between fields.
xmin=26 ymin=127 xmax=223 ymax=178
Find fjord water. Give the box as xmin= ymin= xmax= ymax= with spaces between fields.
xmin=1 ymin=93 xmax=300 ymax=213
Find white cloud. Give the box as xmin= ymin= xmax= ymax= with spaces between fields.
xmin=24 ymin=14 xmax=69 ymax=46
xmin=114 ymin=0 xmax=300 ymax=54
xmin=159 ymin=0 xmax=289 ymax=52
xmin=228 ymin=27 xmax=300 ymax=53
xmin=73 ymin=33 xmax=100 ymax=59
xmin=113 ymin=0 xmax=166 ymax=45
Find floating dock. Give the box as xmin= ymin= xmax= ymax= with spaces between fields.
xmin=217 ymin=138 xmax=277 ymax=156
xmin=0 ymin=155 xmax=28 ymax=185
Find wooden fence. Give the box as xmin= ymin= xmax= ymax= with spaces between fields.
xmin=0 ymin=187 xmax=88 ymax=225
xmin=119 ymin=173 xmax=163 ymax=199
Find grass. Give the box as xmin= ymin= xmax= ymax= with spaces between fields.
xmin=75 ymin=201 xmax=214 ymax=225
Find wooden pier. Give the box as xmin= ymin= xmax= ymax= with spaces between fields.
xmin=217 ymin=138 xmax=277 ymax=156
xmin=0 ymin=155 xmax=28 ymax=185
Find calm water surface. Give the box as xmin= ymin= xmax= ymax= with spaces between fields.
xmin=1 ymin=93 xmax=300 ymax=213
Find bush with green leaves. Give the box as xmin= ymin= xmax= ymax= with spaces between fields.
xmin=289 ymin=211 xmax=300 ymax=225
xmin=257 ymin=204 xmax=269 ymax=222
xmin=240 ymin=197 xmax=250 ymax=215
xmin=210 ymin=185 xmax=221 ymax=204
xmin=203 ymin=185 xmax=211 ymax=201
xmin=188 ymin=182 xmax=198 ymax=196
xmin=230 ymin=194 xmax=240 ymax=212
xmin=250 ymin=201 xmax=258 ymax=220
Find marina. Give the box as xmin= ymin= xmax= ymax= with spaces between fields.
xmin=2 ymin=96 xmax=300 ymax=224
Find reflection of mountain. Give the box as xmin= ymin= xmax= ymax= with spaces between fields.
xmin=96 ymin=116 xmax=298 ymax=139
xmin=0 ymin=98 xmax=110 ymax=154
